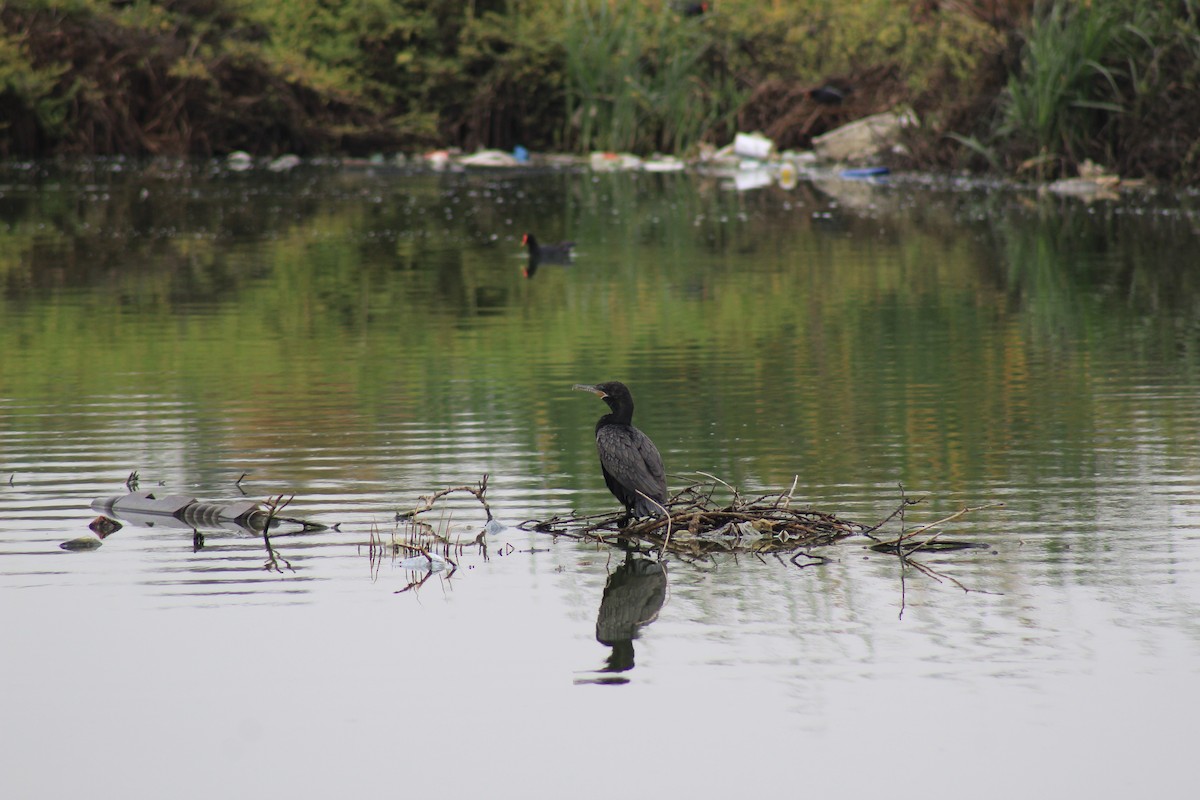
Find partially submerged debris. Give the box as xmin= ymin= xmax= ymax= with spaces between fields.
xmin=732 ymin=131 xmax=774 ymax=160
xmin=458 ymin=149 xmax=522 ymax=168
xmin=812 ymin=108 xmax=917 ymax=163
xmin=519 ymin=474 xmax=1000 ymax=568
xmin=80 ymin=489 xmax=324 ymax=571
xmin=89 ymin=515 xmax=122 ymax=537
xmin=389 ymin=473 xmax=996 ymax=572
xmin=364 ymin=515 xmax=486 ymax=594
xmin=522 ymin=475 xmax=865 ymax=561
xmin=589 ymin=151 xmax=644 ymax=171
xmin=1042 ymin=160 xmax=1131 ymax=201
xmin=60 ymin=536 xmax=103 ymax=551
xmin=92 ymin=490 xmax=326 ymax=533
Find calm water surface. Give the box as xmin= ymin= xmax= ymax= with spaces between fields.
xmin=2 ymin=161 xmax=1199 ymax=797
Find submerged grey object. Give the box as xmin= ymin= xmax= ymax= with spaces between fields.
xmin=60 ymin=536 xmax=103 ymax=551
xmin=91 ymin=490 xmax=326 ymax=534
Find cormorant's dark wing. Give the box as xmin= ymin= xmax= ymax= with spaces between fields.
xmin=595 ymin=424 xmax=667 ymax=514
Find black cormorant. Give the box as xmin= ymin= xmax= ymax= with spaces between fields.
xmin=573 ymin=381 xmax=668 ymax=521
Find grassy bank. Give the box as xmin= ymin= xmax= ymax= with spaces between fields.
xmin=1 ymin=1 xmax=1198 ymax=181
xmin=993 ymin=0 xmax=1200 ymax=181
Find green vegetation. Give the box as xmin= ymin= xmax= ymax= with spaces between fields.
xmin=0 ymin=28 xmax=71 ymax=141
xmin=560 ymin=1 xmax=743 ymax=154
xmin=1 ymin=1 xmax=1198 ymax=180
xmin=991 ymin=0 xmax=1200 ymax=180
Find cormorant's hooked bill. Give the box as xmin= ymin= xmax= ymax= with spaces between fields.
xmin=574 ymin=382 xmax=668 ymax=521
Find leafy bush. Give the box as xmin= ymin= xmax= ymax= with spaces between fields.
xmin=996 ymin=0 xmax=1200 ymax=179
xmin=2 ymin=0 xmax=1198 ymax=182
xmin=0 ymin=29 xmax=72 ymax=150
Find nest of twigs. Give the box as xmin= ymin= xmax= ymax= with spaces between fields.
xmin=390 ymin=474 xmax=1000 ymax=617
xmin=391 ymin=473 xmax=999 ymax=571
xmin=519 ymin=474 xmax=999 ymax=566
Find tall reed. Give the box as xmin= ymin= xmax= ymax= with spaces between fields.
xmin=997 ymin=0 xmax=1198 ymax=179
xmin=560 ymin=1 xmax=744 ymax=154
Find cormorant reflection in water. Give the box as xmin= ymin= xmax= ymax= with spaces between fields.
xmin=588 ymin=553 xmax=667 ymax=681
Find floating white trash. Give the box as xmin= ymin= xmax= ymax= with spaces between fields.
xmin=733 ymin=132 xmax=775 ymax=160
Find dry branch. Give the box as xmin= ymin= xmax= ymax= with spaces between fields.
xmin=518 ymin=475 xmax=1000 ymax=571
xmin=396 ymin=474 xmax=493 ymax=521
xmin=360 ymin=514 xmax=478 ymax=595
xmin=519 ymin=475 xmax=871 ymax=561
xmin=261 ymin=494 xmax=295 ymax=573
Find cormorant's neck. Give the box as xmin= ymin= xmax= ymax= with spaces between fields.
xmin=598 ymin=404 xmax=633 ymax=428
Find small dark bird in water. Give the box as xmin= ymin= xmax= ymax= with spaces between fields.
xmin=574 ymin=381 xmax=668 ymax=523
xmin=522 ymin=233 xmax=575 ymax=278
xmin=675 ymin=1 xmax=710 ymax=17
xmin=522 ymin=233 xmax=575 ymax=262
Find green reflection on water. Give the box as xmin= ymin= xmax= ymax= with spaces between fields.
xmin=2 ymin=164 xmax=1198 ymax=516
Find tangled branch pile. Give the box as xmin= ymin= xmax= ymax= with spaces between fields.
xmin=389 ymin=473 xmax=998 ymax=569
xmin=522 ymin=475 xmax=869 ymax=562
xmin=520 ymin=475 xmax=1000 ymax=564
